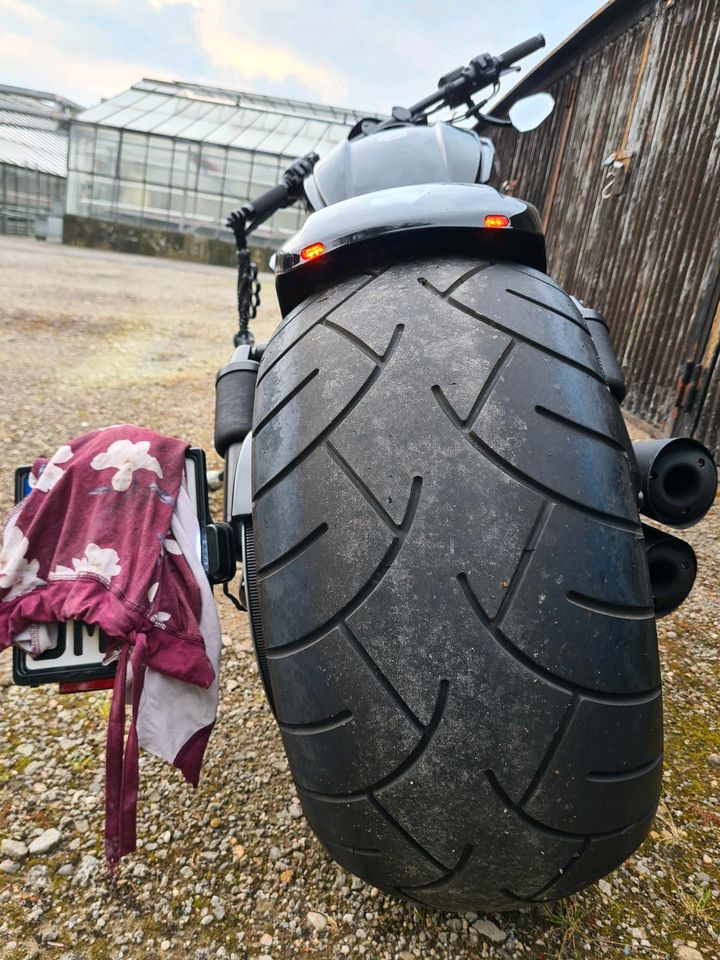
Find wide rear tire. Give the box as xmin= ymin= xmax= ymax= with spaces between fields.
xmin=249 ymin=256 xmax=662 ymax=912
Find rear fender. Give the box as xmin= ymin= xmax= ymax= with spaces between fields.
xmin=274 ymin=183 xmax=545 ymax=316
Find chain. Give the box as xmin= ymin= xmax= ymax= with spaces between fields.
xmin=232 ymin=239 xmax=261 ymax=348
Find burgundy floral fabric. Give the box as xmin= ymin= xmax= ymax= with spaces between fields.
xmin=0 ymin=425 xmax=219 ymax=865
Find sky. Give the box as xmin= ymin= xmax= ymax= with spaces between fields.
xmin=0 ymin=0 xmax=603 ymax=113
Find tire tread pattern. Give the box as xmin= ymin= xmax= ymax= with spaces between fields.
xmin=251 ymin=256 xmax=661 ymax=910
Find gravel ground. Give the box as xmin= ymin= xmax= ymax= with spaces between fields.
xmin=0 ymin=236 xmax=718 ymax=960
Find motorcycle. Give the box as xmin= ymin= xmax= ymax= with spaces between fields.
xmin=210 ymin=35 xmax=717 ymax=911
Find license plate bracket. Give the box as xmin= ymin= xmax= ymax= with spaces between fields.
xmin=11 ymin=448 xmax=209 ymax=688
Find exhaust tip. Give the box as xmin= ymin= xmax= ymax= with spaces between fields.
xmin=642 ymin=524 xmax=697 ymax=617
xmin=633 ymin=438 xmax=717 ymax=529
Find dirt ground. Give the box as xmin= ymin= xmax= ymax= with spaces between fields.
xmin=0 ymin=236 xmax=718 ymax=960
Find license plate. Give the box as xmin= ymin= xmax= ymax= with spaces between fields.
xmin=12 ymin=448 xmax=209 ymax=689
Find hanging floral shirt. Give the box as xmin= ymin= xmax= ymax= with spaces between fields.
xmin=0 ymin=425 xmax=222 ymax=866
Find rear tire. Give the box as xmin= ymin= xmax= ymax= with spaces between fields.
xmin=250 ymin=257 xmax=662 ymax=912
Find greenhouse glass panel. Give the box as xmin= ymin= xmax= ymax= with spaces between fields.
xmin=71 ymin=174 xmax=94 ymax=218
xmin=70 ymin=126 xmax=95 ymax=173
xmin=208 ymin=108 xmax=263 ymax=146
xmin=179 ymin=104 xmax=235 ymax=141
xmin=119 ymin=132 xmax=148 ymax=181
xmin=144 ymin=184 xmax=171 ymax=220
xmin=193 ymin=191 xmax=222 ymax=224
xmin=171 ymin=141 xmax=194 ymax=190
xmin=35 ymin=173 xmax=51 ymax=207
xmin=146 ymin=136 xmax=173 ymax=186
xmin=230 ymin=113 xmax=285 ymax=151
xmin=224 ymin=151 xmax=252 ymax=200
xmin=4 ymin=166 xmax=18 ymax=203
xmin=168 ymin=189 xmax=188 ymax=223
xmin=117 ymin=180 xmax=145 ymax=221
xmin=90 ymin=176 xmax=117 ymax=219
xmin=149 ymin=102 xmax=203 ymax=138
xmin=197 ymin=144 xmax=227 ymax=194
xmin=94 ymin=128 xmax=120 ymax=177
xmin=65 ymin=172 xmax=81 ymax=215
xmin=80 ymin=88 xmax=147 ymax=124
xmin=101 ymin=106 xmax=148 ymax=129
xmin=254 ymin=114 xmax=306 ymax=153
xmin=284 ymin=120 xmax=331 ymax=157
xmin=249 ymin=154 xmax=281 ymax=189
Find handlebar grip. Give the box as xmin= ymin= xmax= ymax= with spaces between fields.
xmin=497 ymin=34 xmax=545 ymax=68
xmin=247 ymin=182 xmax=291 ymax=224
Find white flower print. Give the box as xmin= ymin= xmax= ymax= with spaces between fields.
xmin=150 ymin=611 xmax=171 ymax=626
xmin=148 ymin=582 xmax=159 ymax=603
xmin=53 ymin=543 xmax=121 ymax=582
xmin=0 ymin=523 xmax=46 ymax=600
xmin=29 ymin=445 xmax=73 ymax=493
xmin=90 ymin=439 xmax=163 ymax=492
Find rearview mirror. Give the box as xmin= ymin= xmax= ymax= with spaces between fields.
xmin=508 ymin=93 xmax=555 ymax=132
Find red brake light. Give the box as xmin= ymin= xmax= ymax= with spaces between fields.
xmin=484 ymin=214 xmax=510 ymax=229
xmin=300 ymin=242 xmax=325 ymax=261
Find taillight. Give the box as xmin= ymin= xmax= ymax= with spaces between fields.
xmin=300 ymin=242 xmax=325 ymax=261
xmin=484 ymin=214 xmax=510 ymax=229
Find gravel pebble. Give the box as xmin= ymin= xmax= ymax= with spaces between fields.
xmin=676 ymin=947 xmax=704 ymax=960
xmin=72 ymin=855 xmax=101 ymax=885
xmin=306 ymin=911 xmax=328 ymax=932
xmin=1 ymin=838 xmax=28 ymax=860
xmin=472 ymin=919 xmax=507 ymax=942
xmin=28 ymin=828 xmax=62 ymax=855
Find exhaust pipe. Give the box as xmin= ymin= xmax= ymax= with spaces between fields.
xmin=633 ymin=438 xmax=717 ymax=529
xmin=642 ymin=524 xmax=697 ymax=618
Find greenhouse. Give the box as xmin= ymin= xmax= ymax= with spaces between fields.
xmin=0 ymin=84 xmax=80 ymax=236
xmin=65 ymin=78 xmax=368 ymax=250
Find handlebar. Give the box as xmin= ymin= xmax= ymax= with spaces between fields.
xmin=230 ymin=152 xmax=319 ymax=236
xmin=409 ymin=33 xmax=545 ymax=119
xmin=495 ymin=34 xmax=545 ymax=71
xmin=245 ymin=183 xmax=290 ymax=225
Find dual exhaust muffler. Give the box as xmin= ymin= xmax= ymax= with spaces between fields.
xmin=634 ymin=438 xmax=716 ymax=529
xmin=633 ymin=438 xmax=716 ymax=617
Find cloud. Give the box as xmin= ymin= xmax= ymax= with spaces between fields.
xmin=0 ymin=0 xmax=603 ymax=114
xmin=0 ymin=30 xmax=172 ymax=105
xmin=146 ymin=0 xmax=349 ymax=102
xmin=0 ymin=0 xmax=44 ymax=24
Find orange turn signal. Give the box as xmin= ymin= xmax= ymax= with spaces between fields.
xmin=300 ymin=242 xmax=325 ymax=261
xmin=484 ymin=214 xmax=510 ymax=229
